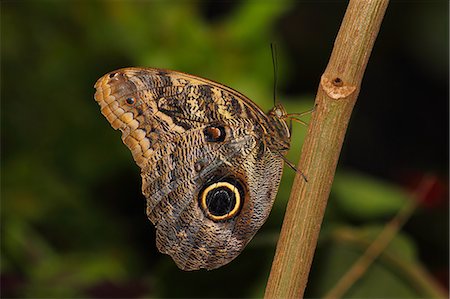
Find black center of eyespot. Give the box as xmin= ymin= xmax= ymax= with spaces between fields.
xmin=206 ymin=187 xmax=236 ymax=217
xmin=126 ymin=97 xmax=135 ymax=106
xmin=203 ymin=125 xmax=226 ymax=142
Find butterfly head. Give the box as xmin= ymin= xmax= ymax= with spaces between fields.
xmin=270 ymin=104 xmax=288 ymax=118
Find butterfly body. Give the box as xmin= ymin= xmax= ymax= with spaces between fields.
xmin=94 ymin=68 xmax=290 ymax=270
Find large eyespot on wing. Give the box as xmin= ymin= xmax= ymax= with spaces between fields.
xmin=198 ymin=180 xmax=244 ymax=221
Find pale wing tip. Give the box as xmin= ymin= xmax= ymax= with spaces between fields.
xmin=93 ymin=73 xmax=110 ymax=106
xmin=93 ymin=69 xmax=150 ymax=169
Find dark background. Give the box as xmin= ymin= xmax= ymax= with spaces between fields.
xmin=2 ymin=1 xmax=448 ymax=298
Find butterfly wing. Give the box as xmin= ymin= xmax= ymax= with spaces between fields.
xmin=94 ymin=67 xmax=287 ymax=270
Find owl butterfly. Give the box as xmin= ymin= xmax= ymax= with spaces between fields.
xmin=94 ymin=67 xmax=291 ymax=271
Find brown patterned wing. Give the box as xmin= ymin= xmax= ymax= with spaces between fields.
xmin=94 ymin=67 xmax=287 ymax=270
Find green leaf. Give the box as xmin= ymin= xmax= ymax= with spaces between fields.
xmin=332 ymin=171 xmax=410 ymax=220
xmin=306 ymin=226 xmax=441 ymax=298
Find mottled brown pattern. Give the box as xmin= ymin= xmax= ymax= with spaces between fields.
xmin=94 ymin=67 xmax=291 ymax=270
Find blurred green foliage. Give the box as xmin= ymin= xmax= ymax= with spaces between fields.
xmin=332 ymin=171 xmax=409 ymax=220
xmin=1 ymin=1 xmax=448 ymax=298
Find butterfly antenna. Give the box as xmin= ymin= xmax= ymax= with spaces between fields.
xmin=271 ymin=43 xmax=279 ymax=107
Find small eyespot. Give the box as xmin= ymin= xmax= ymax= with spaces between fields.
xmin=109 ymin=72 xmax=118 ymax=78
xmin=194 ymin=160 xmax=205 ymax=172
xmin=204 ymin=125 xmax=226 ymax=142
xmin=125 ymin=97 xmax=135 ymax=106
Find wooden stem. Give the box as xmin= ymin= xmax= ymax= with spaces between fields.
xmin=264 ymin=1 xmax=389 ymax=298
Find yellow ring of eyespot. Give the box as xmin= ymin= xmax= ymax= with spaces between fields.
xmin=200 ymin=182 xmax=241 ymax=221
